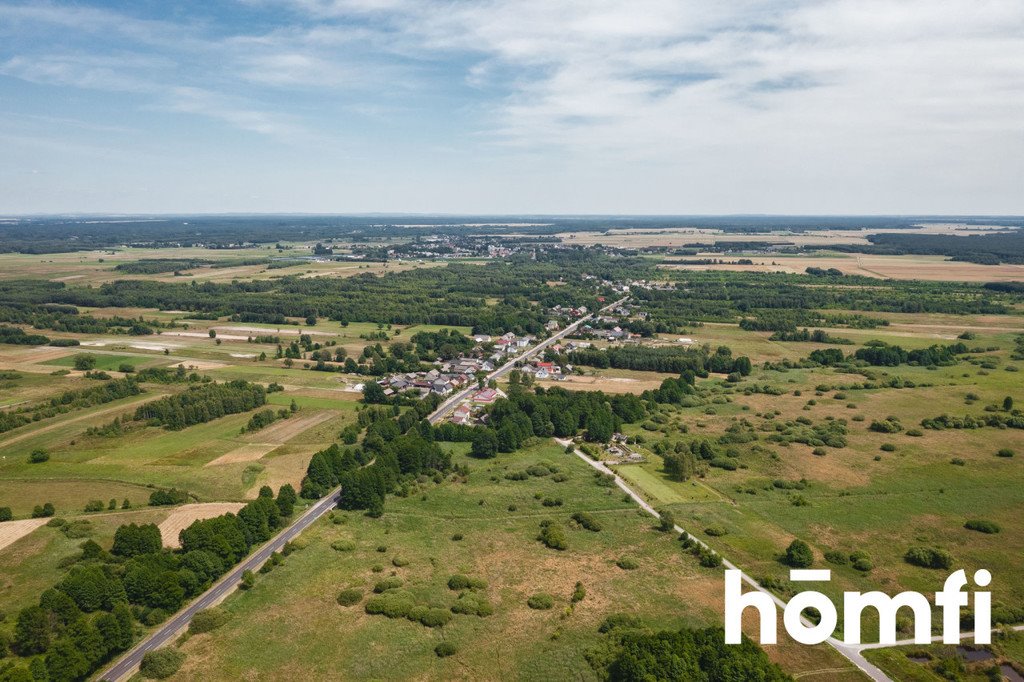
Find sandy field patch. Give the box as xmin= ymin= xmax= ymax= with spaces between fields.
xmin=163 ymin=331 xmax=250 ymax=341
xmin=205 ymin=443 xmax=278 ymax=467
xmin=537 ymin=375 xmax=667 ymax=394
xmin=173 ymin=360 xmax=228 ymax=371
xmin=158 ymin=503 xmax=246 ymax=548
xmin=0 ymin=518 xmax=48 ymax=551
xmin=661 ymin=253 xmax=1024 ymax=282
xmin=217 ymin=325 xmax=333 ymax=337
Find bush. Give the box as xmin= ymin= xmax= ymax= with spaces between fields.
xmin=784 ymin=539 xmax=814 ymax=568
xmin=435 ymin=642 xmax=457 ymax=657
xmin=0 ymin=506 xmax=11 ymax=522
xmin=337 ymin=588 xmax=363 ymax=606
xmin=28 ymin=449 xmax=49 ymax=464
xmin=904 ymin=546 xmax=953 ymax=569
xmin=450 ymin=593 xmax=494 ymax=617
xmin=616 ymin=557 xmax=639 ymax=570
xmin=997 ymin=448 xmax=1015 ymax=458
xmin=850 ymin=551 xmax=873 ymax=572
xmin=964 ymin=519 xmax=1000 ymax=534
xmin=373 ymin=577 xmax=404 ymax=593
xmin=392 ymin=556 xmax=410 ymax=567
xmin=824 ymin=550 xmax=848 ymax=566
xmin=571 ymin=581 xmax=586 ymax=604
xmin=880 ymin=443 xmax=896 ymax=452
xmin=139 ymin=648 xmax=185 ymax=679
xmin=365 ymin=591 xmax=416 ymax=618
xmin=537 ymin=520 xmax=568 ymax=550
xmin=571 ymin=511 xmax=602 ymax=532
xmin=950 ymin=458 xmax=966 ymax=466
xmin=331 ymin=539 xmax=356 ymax=552
xmin=413 ymin=607 xmax=452 ymax=628
xmin=697 ymin=549 xmax=722 ymax=568
xmin=704 ymin=526 xmax=728 ymax=537
xmin=527 ymin=593 xmax=555 ymax=610
xmin=447 ymin=574 xmax=487 ymax=591
xmin=189 ymin=607 xmax=229 ymax=634
xmin=31 ymin=502 xmax=55 ymax=518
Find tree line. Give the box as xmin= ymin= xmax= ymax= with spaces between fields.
xmin=2 ymin=485 xmax=298 ymax=682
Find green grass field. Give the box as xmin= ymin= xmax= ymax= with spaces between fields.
xmin=166 ymin=441 xmax=854 ymax=681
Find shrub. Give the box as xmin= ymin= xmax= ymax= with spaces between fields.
xmin=698 ymin=549 xmax=722 ymax=568
xmin=527 ymin=593 xmax=555 ymax=610
xmin=392 ymin=556 xmax=410 ymax=567
xmin=964 ymin=519 xmax=1000 ymax=534
xmin=331 ymin=539 xmax=356 ymax=552
xmin=850 ymin=551 xmax=873 ymax=572
xmin=0 ymin=506 xmax=11 ymax=522
xmin=447 ymin=574 xmax=487 ymax=591
xmin=616 ymin=557 xmax=639 ymax=570
xmin=373 ymin=577 xmax=403 ymax=593
xmin=811 ymin=447 xmax=826 ymax=457
xmin=950 ymin=458 xmax=966 ymax=466
xmin=450 ymin=533 xmax=463 ymax=541
xmin=414 ymin=607 xmax=452 ymax=628
xmin=880 ymin=443 xmax=896 ymax=452
xmin=31 ymin=503 xmax=55 ymax=518
xmin=824 ymin=550 xmax=848 ymax=566
xmin=84 ymin=500 xmax=105 ymax=512
xmin=571 ymin=582 xmax=586 ymax=604
xmin=599 ymin=613 xmax=644 ymax=633
xmin=28 ymin=449 xmax=49 ymax=464
xmin=365 ymin=591 xmax=415 ymax=618
xmin=906 ymin=429 xmax=923 ymax=437
xmin=656 ymin=508 xmax=675 ymax=532
xmin=784 ymin=539 xmax=814 ymax=568
xmin=139 ymin=648 xmax=185 ymax=679
xmin=450 ymin=593 xmax=493 ymax=617
xmin=869 ymin=418 xmax=903 ymax=434
xmin=996 ymin=449 xmax=1014 ymax=458
xmin=337 ymin=588 xmax=362 ymax=606
xmin=435 ymin=642 xmax=457 ymax=657
xmin=904 ymin=546 xmax=953 ymax=569
xmin=571 ymin=511 xmax=602 ymax=532
xmin=704 ymin=526 xmax=728 ymax=537
xmin=537 ymin=520 xmax=568 ymax=550
xmin=189 ymin=607 xmax=229 ymax=634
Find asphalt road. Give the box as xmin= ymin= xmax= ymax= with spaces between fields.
xmin=100 ymin=490 xmax=341 ymax=681
xmin=102 ymin=296 xmax=627 ymax=680
xmin=557 ymin=438 xmax=892 ymax=682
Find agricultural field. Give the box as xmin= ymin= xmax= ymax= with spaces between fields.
xmin=1 ymin=235 xmax=1023 ymax=681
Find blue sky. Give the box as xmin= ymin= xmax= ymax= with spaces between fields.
xmin=1 ymin=0 xmax=1022 ymax=214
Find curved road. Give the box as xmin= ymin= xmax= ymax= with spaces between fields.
xmin=102 ymin=297 xmax=625 ymax=680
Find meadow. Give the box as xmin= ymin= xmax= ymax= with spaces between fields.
xmin=165 ymin=442 xmax=856 ymax=681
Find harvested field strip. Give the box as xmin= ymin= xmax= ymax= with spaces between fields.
xmin=158 ymin=503 xmax=246 ymax=548
xmin=0 ymin=518 xmax=48 ymax=551
xmin=205 ymin=443 xmax=277 ymax=467
xmin=240 ymin=410 xmax=337 ymax=444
